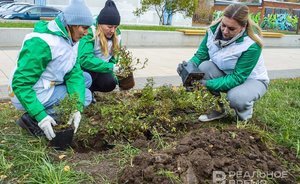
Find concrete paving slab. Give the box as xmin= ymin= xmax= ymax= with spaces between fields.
xmin=135 ymin=69 xmax=300 ymax=89
xmin=1 ymin=47 xmax=300 ymax=100
xmin=0 ymin=85 xmax=8 ymax=102
xmin=264 ymin=48 xmax=300 ymax=71
xmin=0 ymin=69 xmax=9 ymax=86
xmin=2 ymin=50 xmax=18 ymax=63
xmin=132 ymin=48 xmax=300 ymax=78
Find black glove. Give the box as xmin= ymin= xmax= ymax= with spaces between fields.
xmin=177 ymin=60 xmax=188 ymax=75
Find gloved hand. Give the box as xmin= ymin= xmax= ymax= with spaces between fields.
xmin=67 ymin=111 xmax=81 ymax=133
xmin=38 ymin=115 xmax=57 ymax=140
xmin=113 ymin=63 xmax=120 ymax=73
xmin=177 ymin=60 xmax=188 ymax=75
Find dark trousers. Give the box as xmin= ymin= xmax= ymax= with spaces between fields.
xmin=87 ymin=71 xmax=118 ymax=92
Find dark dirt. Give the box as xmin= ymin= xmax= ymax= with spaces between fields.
xmin=69 ymin=104 xmax=300 ymax=184
xmin=67 ymin=151 xmax=120 ymax=184
xmin=118 ymin=127 xmax=299 ymax=184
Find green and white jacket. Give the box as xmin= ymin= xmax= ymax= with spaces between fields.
xmin=78 ymin=25 xmax=121 ymax=73
xmin=9 ymin=17 xmax=85 ymax=122
xmin=190 ymin=22 xmax=269 ymax=92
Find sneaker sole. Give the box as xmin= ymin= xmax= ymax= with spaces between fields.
xmin=198 ymin=113 xmax=227 ymax=122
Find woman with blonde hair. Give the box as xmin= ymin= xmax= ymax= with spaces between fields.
xmin=78 ymin=0 xmax=121 ymax=93
xmin=177 ymin=4 xmax=269 ymax=122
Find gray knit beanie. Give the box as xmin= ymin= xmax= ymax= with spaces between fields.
xmin=63 ymin=0 xmax=93 ymax=26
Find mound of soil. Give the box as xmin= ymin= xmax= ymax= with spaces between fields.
xmin=119 ymin=127 xmax=298 ymax=184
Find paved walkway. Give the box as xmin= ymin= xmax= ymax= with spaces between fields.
xmin=1 ymin=47 xmax=300 ymax=100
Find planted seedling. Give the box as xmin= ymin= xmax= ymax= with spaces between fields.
xmin=51 ymin=94 xmax=79 ymax=150
xmin=114 ymin=46 xmax=148 ymax=90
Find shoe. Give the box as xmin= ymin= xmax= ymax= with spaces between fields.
xmin=16 ymin=113 xmax=44 ymax=136
xmin=198 ymin=110 xmax=227 ymax=122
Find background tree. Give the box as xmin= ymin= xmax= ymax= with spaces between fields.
xmin=192 ymin=0 xmax=214 ymax=25
xmin=133 ymin=0 xmax=198 ymax=25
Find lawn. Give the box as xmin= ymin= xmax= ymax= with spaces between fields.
xmin=0 ymin=21 xmax=297 ymax=35
xmin=0 ymin=78 xmax=299 ymax=183
xmin=0 ymin=21 xmax=204 ymax=32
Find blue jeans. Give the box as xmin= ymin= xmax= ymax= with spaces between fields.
xmin=13 ymin=72 xmax=92 ymax=115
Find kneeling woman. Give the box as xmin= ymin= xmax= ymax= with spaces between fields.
xmin=177 ymin=4 xmax=269 ymax=122
xmin=78 ymin=0 xmax=121 ymax=92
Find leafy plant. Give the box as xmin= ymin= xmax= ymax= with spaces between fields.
xmin=212 ymin=10 xmax=223 ymax=21
xmin=79 ymin=78 xmax=220 ymax=141
xmin=1 ymin=78 xmax=300 ymax=183
xmin=192 ymin=1 xmax=213 ymax=24
xmin=115 ymin=46 xmax=148 ymax=78
xmin=250 ymin=12 xmax=261 ymax=24
xmin=54 ymin=94 xmax=79 ymax=130
xmin=133 ymin=0 xmax=197 ymax=25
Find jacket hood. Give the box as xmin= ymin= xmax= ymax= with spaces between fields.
xmin=33 ymin=13 xmax=71 ymax=41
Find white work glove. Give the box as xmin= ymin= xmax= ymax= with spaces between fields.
xmin=67 ymin=111 xmax=81 ymax=133
xmin=113 ymin=64 xmax=120 ymax=73
xmin=38 ymin=115 xmax=57 ymax=140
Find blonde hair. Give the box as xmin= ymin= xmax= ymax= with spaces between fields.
xmin=212 ymin=4 xmax=263 ymax=47
xmin=95 ymin=25 xmax=120 ymax=57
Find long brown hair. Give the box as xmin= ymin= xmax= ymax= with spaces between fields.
xmin=95 ymin=25 xmax=119 ymax=57
xmin=212 ymin=4 xmax=263 ymax=47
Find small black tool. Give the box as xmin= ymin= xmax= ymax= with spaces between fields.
xmin=179 ymin=61 xmax=204 ymax=89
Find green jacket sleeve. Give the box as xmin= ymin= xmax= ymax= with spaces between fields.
xmin=64 ymin=60 xmax=85 ymax=112
xmin=190 ymin=32 xmax=210 ymax=66
xmin=206 ymin=43 xmax=262 ymax=91
xmin=78 ymin=28 xmax=114 ymax=73
xmin=12 ymin=37 xmax=52 ymax=122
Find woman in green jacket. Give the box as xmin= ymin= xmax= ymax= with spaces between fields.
xmin=78 ymin=0 xmax=121 ymax=92
xmin=9 ymin=0 xmax=93 ymax=140
xmin=177 ymin=4 xmax=269 ymax=122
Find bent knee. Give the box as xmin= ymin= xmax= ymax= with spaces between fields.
xmin=227 ymin=92 xmax=248 ymax=110
xmin=198 ymin=61 xmax=213 ymax=73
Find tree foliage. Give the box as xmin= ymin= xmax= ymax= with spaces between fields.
xmin=133 ymin=0 xmax=197 ymax=25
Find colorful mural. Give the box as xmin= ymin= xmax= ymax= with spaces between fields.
xmin=213 ymin=10 xmax=299 ymax=31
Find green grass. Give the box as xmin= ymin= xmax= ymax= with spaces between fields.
xmin=0 ymin=132 xmax=93 ymax=183
xmin=0 ymin=21 xmax=204 ymax=31
xmin=0 ymin=104 xmax=93 ymax=183
xmin=0 ymin=21 xmax=35 ymax=28
xmin=157 ymin=169 xmax=181 ymax=184
xmin=254 ymin=78 xmax=300 ymax=153
xmin=0 ymin=78 xmax=299 ymax=182
xmin=0 ymin=21 xmax=297 ymax=34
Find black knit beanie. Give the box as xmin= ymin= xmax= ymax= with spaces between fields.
xmin=97 ymin=0 xmax=120 ymax=25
